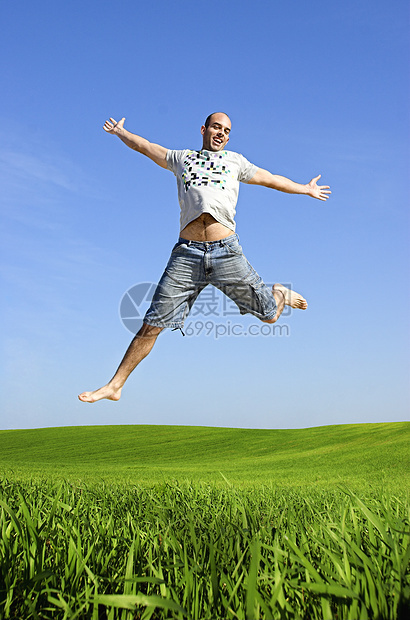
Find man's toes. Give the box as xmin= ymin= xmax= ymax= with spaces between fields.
xmin=78 ymin=392 xmax=92 ymax=402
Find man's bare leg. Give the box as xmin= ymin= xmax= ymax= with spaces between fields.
xmin=78 ymin=323 xmax=163 ymax=403
xmin=264 ymin=284 xmax=308 ymax=324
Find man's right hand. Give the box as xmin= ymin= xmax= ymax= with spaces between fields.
xmin=103 ymin=117 xmax=125 ymax=134
xmin=102 ymin=116 xmax=168 ymax=169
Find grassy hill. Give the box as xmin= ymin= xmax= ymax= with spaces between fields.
xmin=0 ymin=422 xmax=408 ymax=489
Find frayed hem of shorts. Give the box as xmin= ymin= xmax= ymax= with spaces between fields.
xmin=239 ymin=308 xmax=278 ymax=321
xmin=143 ymin=319 xmax=184 ymax=330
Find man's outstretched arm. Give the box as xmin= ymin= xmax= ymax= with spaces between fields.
xmin=248 ymin=168 xmax=331 ymax=201
xmin=103 ymin=117 xmax=168 ymax=169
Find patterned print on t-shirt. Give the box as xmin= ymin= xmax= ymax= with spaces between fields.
xmin=181 ymin=151 xmax=233 ymax=192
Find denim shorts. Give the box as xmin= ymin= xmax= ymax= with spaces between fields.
xmin=143 ymin=233 xmax=277 ymax=329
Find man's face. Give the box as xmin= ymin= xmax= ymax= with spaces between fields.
xmin=201 ymin=113 xmax=231 ymax=151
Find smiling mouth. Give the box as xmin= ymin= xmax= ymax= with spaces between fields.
xmin=213 ymin=137 xmax=223 ymax=145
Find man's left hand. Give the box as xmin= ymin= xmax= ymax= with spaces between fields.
xmin=307 ymin=175 xmax=331 ymax=201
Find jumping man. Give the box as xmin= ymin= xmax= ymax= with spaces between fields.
xmin=78 ymin=113 xmax=330 ymax=403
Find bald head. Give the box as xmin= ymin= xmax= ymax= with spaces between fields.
xmin=201 ymin=112 xmax=231 ymax=151
xmin=204 ymin=112 xmax=231 ymax=128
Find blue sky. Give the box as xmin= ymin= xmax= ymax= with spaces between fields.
xmin=1 ymin=0 xmax=409 ymax=430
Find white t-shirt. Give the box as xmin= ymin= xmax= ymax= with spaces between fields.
xmin=166 ymin=149 xmax=258 ymax=232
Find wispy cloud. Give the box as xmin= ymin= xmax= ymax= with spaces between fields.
xmin=0 ymin=126 xmax=127 ymax=343
xmin=0 ymin=150 xmax=75 ymax=190
xmin=0 ymin=126 xmax=108 ymax=213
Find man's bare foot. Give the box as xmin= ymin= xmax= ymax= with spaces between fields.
xmin=78 ymin=384 xmax=122 ymax=403
xmin=273 ymin=283 xmax=308 ymax=309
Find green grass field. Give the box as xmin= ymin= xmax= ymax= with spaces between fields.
xmin=1 ymin=423 xmax=409 ymax=619
xmin=1 ymin=422 xmax=409 ymax=489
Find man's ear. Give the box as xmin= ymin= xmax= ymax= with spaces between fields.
xmin=200 ymin=125 xmax=206 ymax=136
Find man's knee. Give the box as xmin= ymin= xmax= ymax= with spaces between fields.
xmin=262 ymin=315 xmax=278 ymax=325
xmin=138 ymin=323 xmax=164 ymax=338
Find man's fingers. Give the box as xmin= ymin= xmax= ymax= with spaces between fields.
xmin=103 ymin=117 xmax=125 ymax=133
xmin=104 ymin=117 xmax=125 ymax=131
